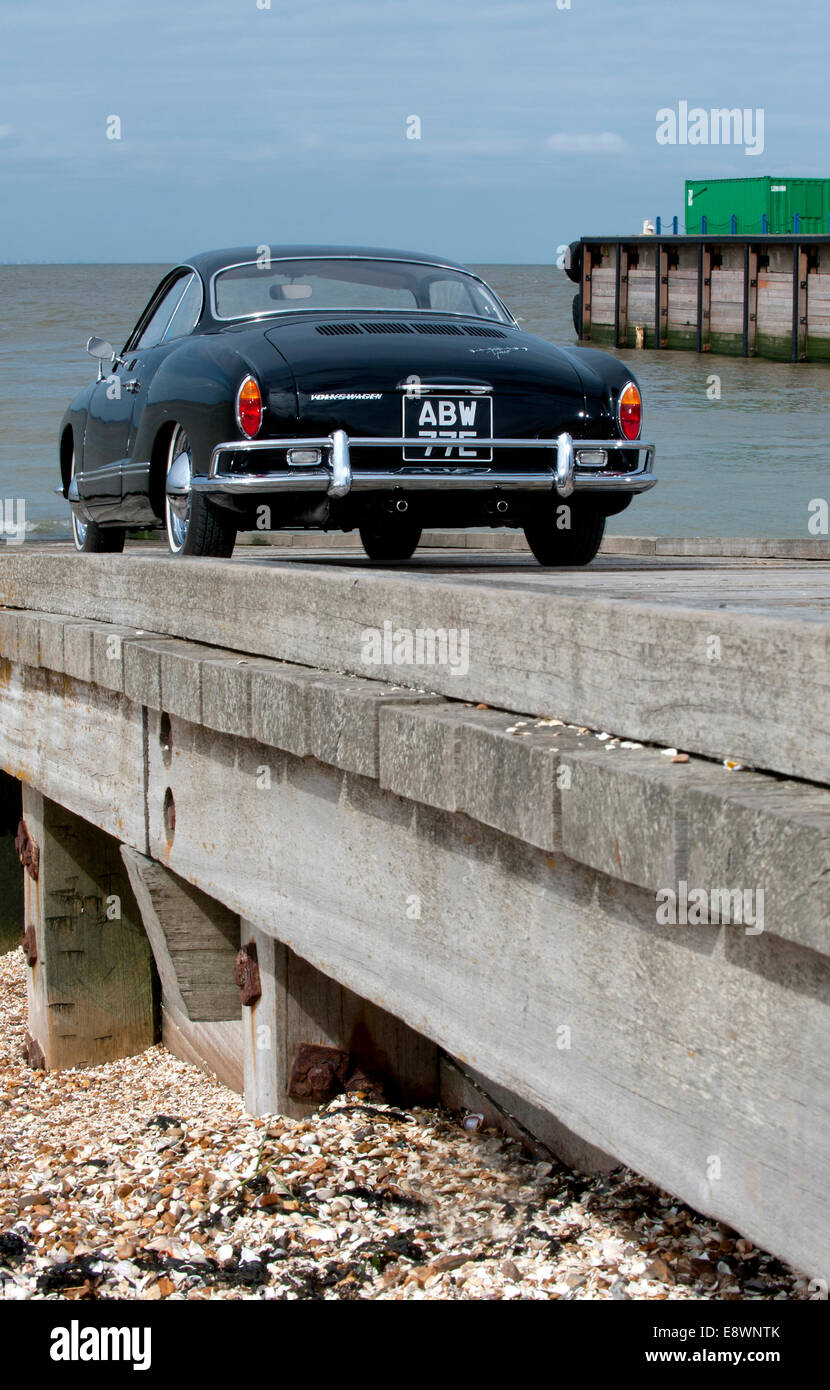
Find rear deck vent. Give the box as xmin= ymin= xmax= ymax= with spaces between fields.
xmin=463 ymin=325 xmax=508 ymax=338
xmin=413 ymin=322 xmax=466 ymax=336
xmin=315 ymin=322 xmax=364 ymax=336
xmin=360 ymin=321 xmax=415 ymax=334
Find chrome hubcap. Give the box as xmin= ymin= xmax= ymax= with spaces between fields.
xmin=165 ymin=427 xmax=192 ymax=551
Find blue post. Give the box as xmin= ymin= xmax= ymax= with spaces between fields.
xmin=794 ymin=212 xmax=800 ymax=233
xmin=673 ymin=215 xmax=679 ymax=234
xmin=731 ymin=214 xmax=737 ymax=234
xmin=701 ymin=216 xmax=707 ymax=234
xmin=762 ymin=213 xmax=768 ymax=233
xmin=656 ymin=216 xmax=662 ymax=235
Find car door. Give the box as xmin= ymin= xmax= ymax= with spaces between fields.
xmin=81 ymin=272 xmax=194 ymax=519
xmin=119 ymin=273 xmax=204 ymax=522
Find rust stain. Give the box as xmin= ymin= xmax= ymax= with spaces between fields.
xmin=21 ymin=924 xmax=37 ymax=966
xmin=234 ymin=941 xmax=262 ymax=1007
xmin=287 ymin=1044 xmax=349 ymax=1102
xmin=14 ymin=819 xmax=39 ymax=881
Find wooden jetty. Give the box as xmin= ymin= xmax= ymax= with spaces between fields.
xmin=0 ymin=541 xmax=829 ymax=1280
xmin=571 ymin=233 xmax=830 ymax=362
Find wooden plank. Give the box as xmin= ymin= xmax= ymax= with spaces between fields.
xmin=745 ymin=245 xmax=759 ymax=356
xmin=580 ymin=242 xmax=593 ymax=339
xmin=794 ymin=245 xmax=809 ymax=361
xmin=121 ymin=846 xmax=240 ymax=1021
xmin=161 ymin=1002 xmax=243 ymax=1095
xmin=655 ymin=242 xmax=666 ymax=347
xmin=698 ymin=244 xmax=712 ymax=352
xmin=614 ymin=244 xmax=629 ymax=346
xmin=21 ymin=786 xmax=155 ymax=1071
xmin=0 ymin=662 xmax=145 ymax=849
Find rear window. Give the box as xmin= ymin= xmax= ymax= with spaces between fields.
xmin=212 ymin=257 xmax=511 ymax=324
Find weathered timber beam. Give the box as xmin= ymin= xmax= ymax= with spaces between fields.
xmin=20 ymin=787 xmax=155 ymax=1071
xmin=120 ymin=847 xmax=240 ymax=1022
xmin=1 ymin=553 xmax=829 ymax=784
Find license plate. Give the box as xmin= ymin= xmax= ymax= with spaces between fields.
xmin=402 ymin=394 xmax=493 ymax=462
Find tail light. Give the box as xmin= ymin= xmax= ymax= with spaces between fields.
xmin=236 ymin=375 xmax=263 ymax=438
xmin=618 ymin=382 xmax=642 ymax=440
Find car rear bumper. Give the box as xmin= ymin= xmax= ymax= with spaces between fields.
xmin=191 ymin=431 xmax=657 ymax=501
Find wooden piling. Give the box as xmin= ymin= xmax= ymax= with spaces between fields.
xmin=576 ymin=233 xmax=830 ymax=363
xmin=241 ymin=922 xmax=439 ymax=1119
xmin=21 ymin=788 xmax=155 ymax=1071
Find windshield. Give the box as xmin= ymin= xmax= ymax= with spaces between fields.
xmin=212 ymin=257 xmax=512 ymax=324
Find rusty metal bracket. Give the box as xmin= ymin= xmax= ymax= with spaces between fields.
xmin=233 ymin=941 xmax=262 ymax=1007
xmin=344 ymin=1065 xmax=386 ymax=1102
xmin=21 ymin=925 xmax=37 ymax=967
xmin=288 ymin=1044 xmax=349 ymax=1103
xmin=14 ymin=819 xmax=39 ymax=881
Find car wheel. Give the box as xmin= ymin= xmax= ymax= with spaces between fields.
xmin=524 ymin=511 xmax=605 ymax=566
xmin=69 ymin=443 xmax=125 ymax=554
xmin=358 ymin=520 xmax=422 ymax=562
xmin=165 ymin=424 xmax=236 ymax=558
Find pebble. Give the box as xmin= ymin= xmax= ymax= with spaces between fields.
xmin=0 ymin=950 xmax=808 ymax=1302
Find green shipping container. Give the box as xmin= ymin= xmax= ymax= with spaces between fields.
xmin=685 ymin=177 xmax=830 ymax=234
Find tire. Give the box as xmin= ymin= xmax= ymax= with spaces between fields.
xmin=524 ymin=511 xmax=605 ymax=567
xmin=165 ymin=424 xmax=236 ymax=558
xmin=359 ymin=520 xmax=422 ymax=562
xmin=572 ymin=290 xmax=582 ymax=337
xmin=69 ymin=443 xmax=125 ymax=553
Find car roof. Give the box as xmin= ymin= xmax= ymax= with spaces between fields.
xmin=184 ymin=245 xmax=472 ymax=279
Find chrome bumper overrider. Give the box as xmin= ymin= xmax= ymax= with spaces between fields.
xmin=193 ymin=431 xmax=657 ymax=501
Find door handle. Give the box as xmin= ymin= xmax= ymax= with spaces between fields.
xmin=123 ymin=379 xmax=140 ymax=394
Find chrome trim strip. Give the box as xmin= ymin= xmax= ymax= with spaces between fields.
xmin=159 ymin=272 xmax=198 ymax=344
xmin=395 ymin=383 xmax=491 ymax=394
xmin=193 ymin=469 xmax=658 ymax=496
xmin=123 ymin=265 xmax=203 ymax=354
xmin=210 ymin=435 xmax=653 ymax=464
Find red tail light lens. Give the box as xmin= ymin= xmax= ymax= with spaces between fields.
xmin=618 ymin=382 xmax=642 ymax=440
xmin=236 ymin=375 xmax=263 ymax=438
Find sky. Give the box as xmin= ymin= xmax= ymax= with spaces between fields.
xmin=0 ymin=0 xmax=827 ymax=263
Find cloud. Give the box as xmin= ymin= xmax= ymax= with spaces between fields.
xmin=545 ymin=131 xmax=627 ymax=154
xmin=0 ymin=125 xmax=13 ymax=140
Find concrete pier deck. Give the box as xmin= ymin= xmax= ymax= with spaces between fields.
xmin=0 ymin=544 xmax=827 ymax=782
xmin=0 ymin=541 xmax=828 ymax=1280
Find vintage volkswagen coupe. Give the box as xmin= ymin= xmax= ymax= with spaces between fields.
xmin=59 ymin=245 xmax=656 ymax=564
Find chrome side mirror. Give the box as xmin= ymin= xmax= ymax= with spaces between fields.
xmin=86 ymin=335 xmax=115 ymax=381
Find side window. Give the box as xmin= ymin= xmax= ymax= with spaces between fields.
xmin=134 ymin=277 xmax=190 ymax=350
xmin=163 ymin=274 xmax=202 ymax=342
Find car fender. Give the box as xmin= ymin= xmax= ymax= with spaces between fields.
xmin=132 ymin=333 xmax=299 ymax=478
xmin=57 ymin=385 xmax=95 ymax=493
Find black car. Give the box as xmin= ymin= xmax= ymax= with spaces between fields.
xmin=59 ymin=245 xmax=656 ymax=564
